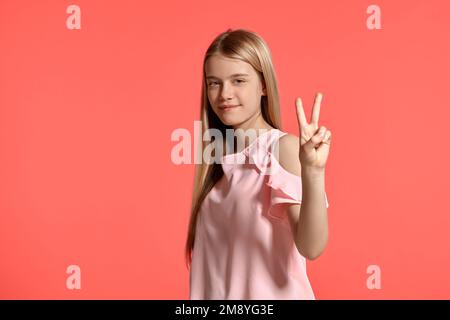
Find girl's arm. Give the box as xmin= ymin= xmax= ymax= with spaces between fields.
xmin=278 ymin=134 xmax=329 ymax=260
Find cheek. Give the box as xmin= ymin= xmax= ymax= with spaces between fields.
xmin=206 ymin=92 xmax=216 ymax=108
xmin=207 ymin=89 xmax=220 ymax=104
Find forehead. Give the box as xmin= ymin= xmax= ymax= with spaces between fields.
xmin=205 ymin=55 xmax=255 ymax=79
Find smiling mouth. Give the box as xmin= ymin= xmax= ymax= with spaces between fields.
xmin=219 ymin=105 xmax=240 ymax=111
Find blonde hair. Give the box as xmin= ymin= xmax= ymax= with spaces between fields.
xmin=185 ymin=28 xmax=284 ymax=269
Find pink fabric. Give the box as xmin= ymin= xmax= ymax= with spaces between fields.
xmin=189 ymin=129 xmax=329 ymax=300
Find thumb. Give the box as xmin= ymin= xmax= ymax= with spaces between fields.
xmin=303 ymin=127 xmax=326 ymax=152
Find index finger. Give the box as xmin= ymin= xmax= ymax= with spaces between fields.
xmin=295 ymin=97 xmax=308 ymax=131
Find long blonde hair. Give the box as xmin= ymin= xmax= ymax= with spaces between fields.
xmin=185 ymin=28 xmax=284 ymax=269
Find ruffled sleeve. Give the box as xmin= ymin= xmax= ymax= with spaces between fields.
xmin=265 ymin=152 xmax=329 ymax=222
xmin=245 ymin=129 xmax=330 ymax=222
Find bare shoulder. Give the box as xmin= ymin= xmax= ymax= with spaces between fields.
xmin=274 ymin=133 xmax=302 ymax=240
xmin=274 ymin=133 xmax=301 ymax=177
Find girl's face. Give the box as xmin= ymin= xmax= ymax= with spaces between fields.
xmin=205 ymin=55 xmax=266 ymax=128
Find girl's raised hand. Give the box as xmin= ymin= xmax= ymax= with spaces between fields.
xmin=295 ymin=92 xmax=332 ymax=172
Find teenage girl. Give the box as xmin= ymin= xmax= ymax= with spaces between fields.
xmin=186 ymin=28 xmax=332 ymax=300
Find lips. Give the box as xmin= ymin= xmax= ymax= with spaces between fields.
xmin=219 ymin=104 xmax=240 ymax=110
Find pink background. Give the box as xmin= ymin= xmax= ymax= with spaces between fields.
xmin=1 ymin=0 xmax=449 ymax=299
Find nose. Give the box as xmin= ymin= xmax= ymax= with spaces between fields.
xmin=219 ymin=82 xmax=234 ymax=101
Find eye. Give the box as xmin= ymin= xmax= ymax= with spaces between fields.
xmin=207 ymin=79 xmax=246 ymax=87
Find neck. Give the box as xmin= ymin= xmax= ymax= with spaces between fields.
xmin=230 ymin=111 xmax=274 ymax=150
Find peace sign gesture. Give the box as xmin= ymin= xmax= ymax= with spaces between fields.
xmin=295 ymin=92 xmax=332 ymax=172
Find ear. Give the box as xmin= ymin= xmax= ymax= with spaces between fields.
xmin=261 ymin=81 xmax=267 ymax=96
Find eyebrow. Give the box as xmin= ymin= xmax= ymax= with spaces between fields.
xmin=205 ymin=73 xmax=250 ymax=80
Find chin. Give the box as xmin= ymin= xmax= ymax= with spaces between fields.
xmin=219 ymin=117 xmax=241 ymax=127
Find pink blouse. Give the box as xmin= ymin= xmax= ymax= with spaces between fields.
xmin=189 ymin=128 xmax=329 ymax=300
